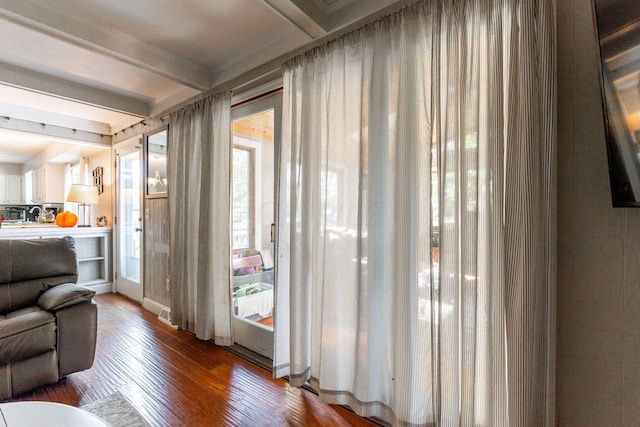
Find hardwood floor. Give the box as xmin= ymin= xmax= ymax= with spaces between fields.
xmin=256 ymin=315 xmax=274 ymax=328
xmin=7 ymin=293 xmax=378 ymax=427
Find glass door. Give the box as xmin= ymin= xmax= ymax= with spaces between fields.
xmin=230 ymin=92 xmax=281 ymax=359
xmin=114 ymin=138 xmax=143 ymax=302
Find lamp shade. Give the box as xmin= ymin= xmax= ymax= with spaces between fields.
xmin=66 ymin=184 xmax=99 ymax=204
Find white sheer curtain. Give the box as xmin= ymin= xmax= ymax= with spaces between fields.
xmin=168 ymin=92 xmax=233 ymax=344
xmin=274 ymin=0 xmax=555 ymax=425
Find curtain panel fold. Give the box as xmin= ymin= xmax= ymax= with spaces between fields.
xmin=275 ymin=0 xmax=556 ymax=425
xmin=168 ymin=92 xmax=233 ymax=345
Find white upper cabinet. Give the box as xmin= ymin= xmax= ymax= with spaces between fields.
xmin=0 ymin=174 xmax=23 ymax=204
xmin=31 ymin=164 xmax=65 ymax=204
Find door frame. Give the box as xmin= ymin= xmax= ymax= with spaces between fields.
xmin=230 ymin=90 xmax=282 ymax=359
xmin=113 ymin=137 xmax=144 ymax=302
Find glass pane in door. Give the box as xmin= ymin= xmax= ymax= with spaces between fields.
xmin=232 ymin=147 xmax=253 ymax=249
xmin=231 ymin=108 xmax=275 ymax=330
xmin=119 ymin=150 xmax=141 ymax=283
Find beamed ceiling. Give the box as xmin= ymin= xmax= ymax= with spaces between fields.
xmin=0 ymin=0 xmax=401 ymax=153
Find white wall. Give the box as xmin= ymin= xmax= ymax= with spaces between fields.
xmin=0 ymin=162 xmax=22 ymax=175
xmin=86 ymin=148 xmax=112 ymax=226
xmin=557 ymin=0 xmax=640 ymax=424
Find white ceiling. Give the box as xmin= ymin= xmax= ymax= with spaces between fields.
xmin=0 ymin=129 xmax=107 ymax=164
xmin=0 ymin=0 xmax=400 ymax=165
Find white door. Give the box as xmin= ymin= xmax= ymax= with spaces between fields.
xmin=114 ymin=139 xmax=143 ymax=302
xmin=230 ymin=92 xmax=281 ymax=359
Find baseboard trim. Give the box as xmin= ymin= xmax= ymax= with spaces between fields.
xmin=143 ymin=298 xmax=176 ymax=329
xmin=89 ymin=282 xmax=112 ymax=295
xmin=142 ymin=297 xmax=166 ymax=315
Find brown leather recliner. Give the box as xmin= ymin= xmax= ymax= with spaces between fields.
xmin=0 ymin=236 xmax=97 ymax=399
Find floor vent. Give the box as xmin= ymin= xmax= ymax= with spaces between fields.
xmin=158 ymin=308 xmax=175 ymax=328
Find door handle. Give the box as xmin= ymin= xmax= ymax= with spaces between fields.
xmin=135 ymin=227 xmax=143 ymax=232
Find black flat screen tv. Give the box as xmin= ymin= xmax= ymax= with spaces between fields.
xmin=593 ymin=0 xmax=640 ymax=206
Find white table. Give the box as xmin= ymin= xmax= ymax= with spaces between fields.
xmin=0 ymin=402 xmax=109 ymax=427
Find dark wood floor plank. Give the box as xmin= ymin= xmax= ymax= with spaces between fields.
xmin=5 ymin=293 xmax=378 ymax=427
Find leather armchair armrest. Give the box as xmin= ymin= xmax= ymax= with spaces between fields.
xmin=37 ymin=283 xmax=96 ymax=312
xmin=56 ymin=301 xmax=97 ymax=377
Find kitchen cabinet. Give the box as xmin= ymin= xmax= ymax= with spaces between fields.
xmin=0 ymin=174 xmax=23 ymax=204
xmin=31 ymin=164 xmax=65 ymax=204
xmin=0 ymin=226 xmax=112 ymax=294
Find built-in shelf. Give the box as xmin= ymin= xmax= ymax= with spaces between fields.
xmin=73 ymin=232 xmax=110 ymax=289
xmin=0 ymin=227 xmax=112 ymax=294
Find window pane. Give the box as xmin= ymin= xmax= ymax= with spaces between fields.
xmin=232 ymin=147 xmax=252 ymax=249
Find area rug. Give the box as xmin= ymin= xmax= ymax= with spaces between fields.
xmin=81 ymin=391 xmax=150 ymax=427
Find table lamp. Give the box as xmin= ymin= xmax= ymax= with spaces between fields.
xmin=66 ymin=184 xmax=99 ymax=227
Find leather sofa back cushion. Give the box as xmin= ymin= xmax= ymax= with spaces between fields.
xmin=0 ymin=236 xmax=78 ymax=283
xmin=0 ymin=237 xmax=78 ymax=314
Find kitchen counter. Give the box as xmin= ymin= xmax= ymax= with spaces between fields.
xmin=0 ymin=225 xmax=112 ymax=239
xmin=0 ymin=225 xmax=113 ymax=294
xmin=1 ymin=223 xmax=58 ymax=228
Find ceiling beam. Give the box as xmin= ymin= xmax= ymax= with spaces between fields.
xmin=0 ymin=1 xmax=211 ymax=91
xmin=260 ymin=0 xmax=329 ymax=38
xmin=0 ymin=101 xmax=112 ymax=136
xmin=0 ymin=62 xmax=150 ymax=118
xmin=0 ymin=116 xmax=112 ymax=146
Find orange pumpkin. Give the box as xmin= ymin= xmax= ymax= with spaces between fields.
xmin=55 ymin=211 xmax=78 ymax=227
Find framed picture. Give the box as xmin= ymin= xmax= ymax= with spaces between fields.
xmin=145 ymin=125 xmax=168 ymax=198
xmin=92 ymin=166 xmax=104 ymax=194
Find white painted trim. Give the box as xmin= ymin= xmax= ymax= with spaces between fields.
xmin=327 ymin=0 xmax=400 ymax=30
xmin=325 ymin=0 xmax=354 ymax=14
xmin=149 ymin=86 xmax=201 ymax=119
xmin=209 ymin=25 xmax=305 ymax=82
xmin=142 ymin=297 xmax=167 ymax=316
xmin=261 ymin=0 xmax=329 ymax=36
xmin=89 ymin=282 xmax=112 ymax=295
xmin=231 ymin=78 xmax=283 ymax=106
xmin=142 ymin=299 xmax=176 ymax=328
xmin=0 ymin=102 xmax=111 ymax=135
xmin=0 ymin=2 xmax=210 ymax=90
xmin=0 ymin=62 xmax=151 ymax=117
xmin=0 ymin=116 xmax=111 ymax=146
